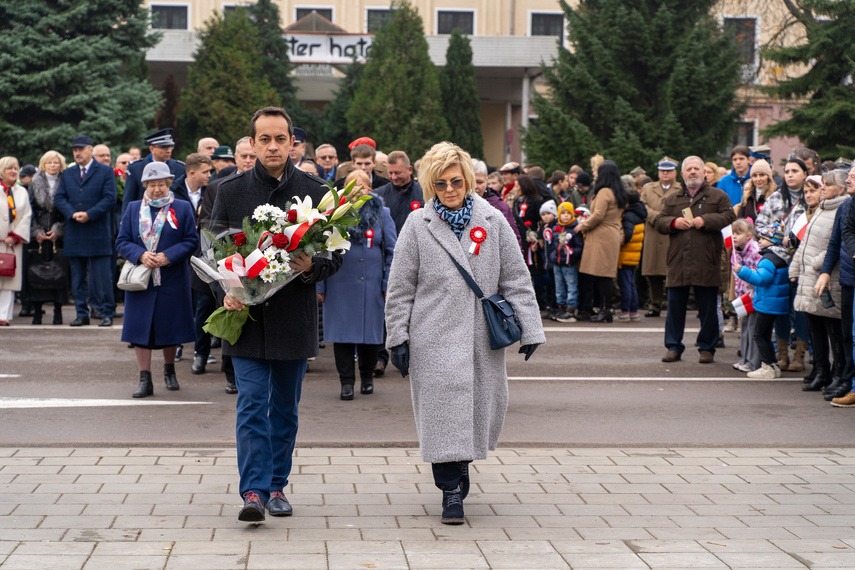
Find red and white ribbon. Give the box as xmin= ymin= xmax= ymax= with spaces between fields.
xmin=220 ymin=249 xmax=269 ymax=280
xmin=167 ymin=208 xmax=178 ymax=230
xmin=543 ymin=228 xmax=553 ymax=243
xmin=469 ymin=227 xmax=486 ymax=255
xmin=282 ymin=219 xmax=319 ymax=251
xmin=365 ymin=228 xmax=374 ymax=248
xmin=520 ymin=203 xmax=528 ymax=217
xmin=527 ymin=245 xmax=534 ymax=265
xmin=411 ymin=201 xmax=421 ymax=211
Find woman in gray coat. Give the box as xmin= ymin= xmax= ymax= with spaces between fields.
xmin=385 ymin=142 xmax=545 ymax=525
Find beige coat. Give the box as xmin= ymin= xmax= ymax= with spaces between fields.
xmin=640 ymin=181 xmax=680 ymax=276
xmin=789 ymin=195 xmax=846 ymax=318
xmin=0 ymin=184 xmax=32 ymax=291
xmin=577 ymin=187 xmax=622 ymax=278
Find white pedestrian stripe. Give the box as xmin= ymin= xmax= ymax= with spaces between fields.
xmin=542 ymin=327 xmax=701 ymax=332
xmin=0 ymin=374 xmax=21 ymax=378
xmin=509 ymin=376 xmax=801 ymax=382
xmin=0 ymin=398 xmax=212 ymax=409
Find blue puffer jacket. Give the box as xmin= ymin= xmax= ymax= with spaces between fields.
xmin=737 ymin=248 xmax=791 ymax=315
xmin=821 ymin=197 xmax=854 ymax=287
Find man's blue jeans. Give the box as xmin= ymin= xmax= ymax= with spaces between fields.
xmin=232 ymin=357 xmax=306 ymax=504
xmin=68 ymin=255 xmax=115 ymax=318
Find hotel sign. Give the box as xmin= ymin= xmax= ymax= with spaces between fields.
xmin=285 ymin=33 xmax=374 ymax=64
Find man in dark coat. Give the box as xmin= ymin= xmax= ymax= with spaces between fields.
xmin=54 ymin=135 xmax=118 ymax=327
xmin=122 ymin=129 xmax=186 ymax=216
xmin=654 ymin=156 xmax=736 ymax=364
xmin=373 ymin=150 xmax=424 ymax=234
xmin=209 ymin=106 xmax=342 ymax=522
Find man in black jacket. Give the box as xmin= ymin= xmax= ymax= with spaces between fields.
xmin=210 ymin=107 xmax=343 ymax=522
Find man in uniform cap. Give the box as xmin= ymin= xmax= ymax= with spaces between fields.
xmin=749 ymin=144 xmax=772 ymax=165
xmin=54 ymin=135 xmax=118 ymax=327
xmin=210 ymin=146 xmax=236 ymax=181
xmin=629 ymin=166 xmax=646 ymax=178
xmin=640 ymin=157 xmax=680 ymax=317
xmin=122 ymin=128 xmax=186 ymax=216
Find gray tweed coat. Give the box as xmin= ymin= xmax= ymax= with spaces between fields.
xmin=385 ymin=194 xmax=545 ymax=464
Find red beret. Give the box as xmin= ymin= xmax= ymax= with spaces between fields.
xmin=348 ymin=137 xmax=376 ymax=150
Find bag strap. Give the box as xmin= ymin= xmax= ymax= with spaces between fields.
xmin=443 ymin=249 xmax=485 ymax=300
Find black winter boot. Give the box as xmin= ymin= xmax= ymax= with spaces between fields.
xmin=803 ymin=367 xmax=831 ymax=392
xmin=164 ymin=363 xmax=179 ymax=391
xmin=440 ymin=485 xmax=465 ymax=524
xmin=133 ymin=371 xmax=153 ymax=398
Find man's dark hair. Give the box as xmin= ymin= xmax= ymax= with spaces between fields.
xmin=792 ymin=147 xmax=821 ymax=173
xmin=351 ymin=144 xmax=376 ymax=161
xmin=185 ymin=153 xmax=213 ymax=172
xmin=249 ymin=106 xmax=293 ymax=139
xmin=730 ymin=145 xmax=750 ymax=159
xmin=527 ymin=166 xmax=545 ymax=180
xmin=593 ymin=160 xmax=628 ymax=209
xmin=549 ymin=170 xmax=566 ymax=185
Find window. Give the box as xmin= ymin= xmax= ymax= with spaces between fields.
xmin=723 ymin=17 xmax=757 ymax=65
xmin=151 ymin=5 xmax=188 ymax=30
xmin=296 ymin=8 xmax=333 ymax=23
xmin=437 ymin=10 xmax=474 ymax=35
xmin=732 ymin=121 xmax=756 ymax=149
xmin=366 ymin=8 xmax=393 ymax=33
xmin=530 ymin=12 xmax=564 ymax=43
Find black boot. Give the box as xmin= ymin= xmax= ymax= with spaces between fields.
xmin=590 ymin=309 xmax=613 ymax=323
xmin=52 ymin=304 xmax=62 ymax=325
xmin=133 ymin=371 xmax=153 ymax=398
xmin=164 ymin=363 xmax=179 ymax=391
xmin=803 ymin=365 xmax=817 ymax=384
xmin=360 ymin=376 xmax=374 ymax=395
xmin=340 ymin=383 xmax=354 ymax=400
xmin=32 ymin=304 xmax=42 ymax=325
xmin=825 ymin=380 xmax=852 ymax=401
xmin=823 ymin=375 xmax=847 ymax=395
xmin=440 ymin=485 xmax=465 ymax=524
xmin=225 ymin=370 xmax=237 ymax=394
xmin=803 ymin=367 xmax=831 ymax=392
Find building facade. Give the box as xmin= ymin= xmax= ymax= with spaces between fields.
xmin=145 ymin=0 xmax=806 ymax=168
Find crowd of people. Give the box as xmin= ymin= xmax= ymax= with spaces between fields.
xmin=6 ymin=105 xmax=855 ymax=524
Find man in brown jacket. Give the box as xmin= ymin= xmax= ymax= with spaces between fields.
xmin=654 ymin=156 xmax=736 ymax=364
xmin=640 ymin=157 xmax=680 ymax=316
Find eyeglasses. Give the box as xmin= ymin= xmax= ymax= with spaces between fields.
xmin=434 ymin=178 xmax=465 ymax=192
xmin=146 ymin=181 xmax=170 ymax=189
xmin=317 ymin=155 xmax=336 ymax=160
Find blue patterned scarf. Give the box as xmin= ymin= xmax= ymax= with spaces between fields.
xmin=433 ymin=195 xmax=473 ymax=240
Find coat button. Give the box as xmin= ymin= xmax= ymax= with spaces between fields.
xmin=265 ymin=302 xmax=269 ymax=306
xmin=359 ymin=277 xmax=364 ymax=282
xmin=359 ymin=258 xmax=364 ymax=262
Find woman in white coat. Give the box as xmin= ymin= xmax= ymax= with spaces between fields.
xmin=0 ymin=157 xmax=32 ymax=325
xmin=385 ymin=142 xmax=545 ymax=525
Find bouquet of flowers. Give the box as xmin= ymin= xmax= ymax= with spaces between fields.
xmin=192 ymin=179 xmax=369 ymax=343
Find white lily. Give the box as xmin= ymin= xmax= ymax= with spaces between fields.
xmin=324 ymin=227 xmax=351 ymax=252
xmin=329 ymin=202 xmax=353 ymax=221
xmin=290 ymin=195 xmax=327 ymax=224
xmin=317 ymin=189 xmax=336 ymax=211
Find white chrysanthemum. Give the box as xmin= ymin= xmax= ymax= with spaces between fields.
xmin=252 ymin=204 xmax=272 ymax=221
xmin=259 ymin=267 xmax=276 ymax=283
xmin=270 ymin=224 xmax=281 ymax=233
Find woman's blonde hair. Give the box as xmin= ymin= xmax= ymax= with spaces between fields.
xmin=0 ymin=156 xmax=20 ymax=178
xmin=419 ymin=142 xmax=475 ymax=201
xmin=704 ymin=161 xmax=720 ymax=184
xmin=38 ymin=150 xmax=67 ymax=172
xmin=345 ymin=168 xmax=372 ymax=189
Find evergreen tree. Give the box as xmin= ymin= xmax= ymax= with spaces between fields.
xmin=440 ymin=29 xmax=484 ymax=159
xmin=347 ymin=0 xmax=449 ymax=159
xmin=761 ymin=0 xmax=855 ymax=158
xmin=246 ymin=0 xmax=308 ymax=127
xmin=178 ymin=9 xmax=278 ymax=156
xmin=523 ymin=0 xmax=745 ymax=174
xmin=0 ymin=0 xmax=162 ymax=164
xmin=154 ymin=73 xmax=180 ymax=134
xmin=317 ymin=59 xmax=364 ymax=157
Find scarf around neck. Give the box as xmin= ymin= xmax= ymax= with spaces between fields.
xmin=139 ymin=191 xmax=175 ymax=286
xmin=433 ymin=195 xmax=473 ymax=240
xmin=1 ymin=182 xmax=15 ymax=222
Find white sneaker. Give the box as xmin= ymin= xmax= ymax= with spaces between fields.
xmin=733 ymin=362 xmax=751 ymax=372
xmin=772 ymin=363 xmax=782 ymax=378
xmin=747 ymin=362 xmax=777 ymax=379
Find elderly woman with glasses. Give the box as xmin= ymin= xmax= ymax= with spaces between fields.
xmin=384 ymin=142 xmax=545 ymax=525
xmin=116 ymin=162 xmax=198 ymax=398
xmin=0 ymin=157 xmax=32 ymax=326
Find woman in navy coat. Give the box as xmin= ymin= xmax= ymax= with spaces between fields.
xmin=317 ymin=169 xmax=397 ymax=400
xmin=116 ymin=162 xmax=198 ymax=398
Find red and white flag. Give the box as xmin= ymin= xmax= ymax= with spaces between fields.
xmin=721 ymin=224 xmax=733 ymax=249
xmin=733 ymin=292 xmax=755 ymax=318
xmin=792 ymin=213 xmax=808 ymax=241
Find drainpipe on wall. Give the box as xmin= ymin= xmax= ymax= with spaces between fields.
xmin=509 ymin=0 xmax=515 ymax=35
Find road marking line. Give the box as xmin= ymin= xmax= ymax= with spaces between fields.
xmin=0 ymin=374 xmax=21 ymax=378
xmin=0 ymin=398 xmax=212 ymax=409
xmin=543 ymin=327 xmax=699 ymax=332
xmin=1 ymin=325 xmax=117 ymax=329
xmin=508 ymin=376 xmax=801 ymax=382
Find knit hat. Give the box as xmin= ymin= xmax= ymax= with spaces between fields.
xmin=557 ymin=201 xmax=575 ymax=224
xmin=805 ymin=174 xmax=823 ymax=188
xmin=539 ymin=200 xmax=558 ymax=217
xmin=750 ymin=160 xmax=772 ymax=177
xmin=757 ymin=222 xmax=784 ymax=245
xmin=575 ymin=172 xmax=592 ymax=187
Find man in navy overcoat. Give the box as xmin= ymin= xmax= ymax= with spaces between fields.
xmin=54 ymin=135 xmax=118 ymax=327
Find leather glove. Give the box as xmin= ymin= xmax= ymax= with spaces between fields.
xmin=391 ymin=343 xmax=410 ymax=377
xmin=519 ymin=344 xmax=538 ymax=361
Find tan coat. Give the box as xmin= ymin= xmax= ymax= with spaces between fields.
xmin=640 ymin=181 xmax=680 ymax=276
xmin=577 ymin=187 xmax=622 ymax=278
xmin=0 ymin=184 xmax=32 ymax=291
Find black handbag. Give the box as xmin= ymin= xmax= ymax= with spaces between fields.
xmin=27 ymin=243 xmax=67 ymax=289
xmin=444 ymin=250 xmax=522 ymax=350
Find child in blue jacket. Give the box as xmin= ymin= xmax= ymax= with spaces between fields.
xmin=544 ymin=202 xmax=584 ymax=322
xmin=734 ymin=221 xmax=792 ymax=379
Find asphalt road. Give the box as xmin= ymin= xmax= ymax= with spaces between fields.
xmin=1 ymin=309 xmax=852 ymax=447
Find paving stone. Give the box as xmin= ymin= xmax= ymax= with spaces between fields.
xmin=625 ymin=539 xmax=708 ymax=553
xmin=164 ymin=554 xmax=247 ymax=569
xmin=62 ymin=529 xmax=141 ymax=542
xmin=0 ymin=554 xmax=88 ymax=569
xmin=481 ymin=552 xmax=569 ymax=568
xmin=245 ymin=554 xmax=327 ymax=569
xmin=715 ymin=551 xmax=808 ymax=567
xmin=82 ymin=555 xmax=168 ymax=569
xmin=638 ymin=551 xmax=728 ymax=567
xmin=562 ymin=552 xmax=648 ymax=568
xmin=13 ymin=542 xmax=94 ymax=555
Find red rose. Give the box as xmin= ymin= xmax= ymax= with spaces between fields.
xmin=524 ymin=221 xmax=532 ymax=227
xmin=233 ymin=232 xmax=247 ymax=246
xmin=272 ymin=233 xmax=289 ymax=248
xmin=286 ymin=210 xmax=298 ymax=223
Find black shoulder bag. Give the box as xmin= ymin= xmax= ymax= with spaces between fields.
xmin=444 ymin=250 xmax=522 ymax=350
